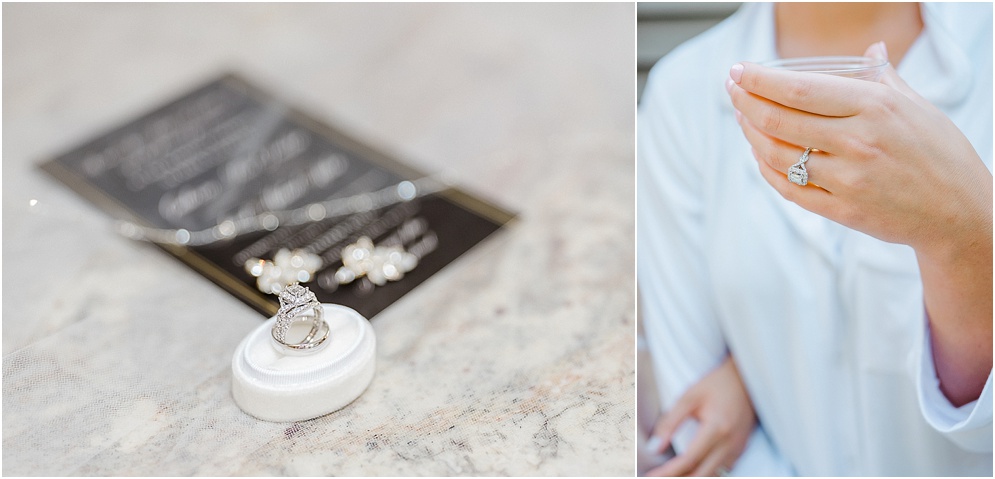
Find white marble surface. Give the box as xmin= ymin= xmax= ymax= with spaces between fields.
xmin=2 ymin=3 xmax=635 ymax=476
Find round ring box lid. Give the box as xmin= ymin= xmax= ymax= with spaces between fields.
xmin=231 ymin=303 xmax=376 ymax=422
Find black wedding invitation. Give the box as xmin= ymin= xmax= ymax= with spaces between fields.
xmin=41 ymin=73 xmax=514 ymax=319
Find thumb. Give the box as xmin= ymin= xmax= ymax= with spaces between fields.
xmin=863 ymin=40 xmax=888 ymax=62
xmin=864 ymin=41 xmax=931 ymax=108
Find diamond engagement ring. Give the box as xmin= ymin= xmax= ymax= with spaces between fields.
xmin=271 ymin=283 xmax=329 ymax=354
xmin=787 ymin=147 xmax=812 ymax=186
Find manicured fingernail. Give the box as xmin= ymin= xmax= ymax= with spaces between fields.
xmin=878 ymin=41 xmax=889 ymax=60
xmin=735 ymin=109 xmax=742 ymax=122
xmin=725 ymin=78 xmax=734 ymax=93
xmin=730 ymin=63 xmax=744 ymax=83
xmin=645 ymin=435 xmax=663 ymax=452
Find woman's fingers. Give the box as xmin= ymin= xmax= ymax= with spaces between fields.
xmin=863 ymin=42 xmax=936 ymax=114
xmin=863 ymin=40 xmax=888 ymax=61
xmin=651 ymin=390 xmax=697 ymax=453
xmin=690 ymin=447 xmax=730 ymax=477
xmin=730 ymin=61 xmax=870 ymax=117
xmin=647 ymin=356 xmax=758 ymax=477
xmin=755 ymin=156 xmax=838 ymax=219
xmin=727 ymin=81 xmax=851 ymax=154
xmin=644 ymin=464 xmax=668 ymax=477
xmin=737 ymin=113 xmax=844 ymax=193
xmin=654 ymin=422 xmax=720 ymax=476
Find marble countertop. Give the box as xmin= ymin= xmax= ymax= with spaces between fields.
xmin=2 ymin=3 xmax=635 ymax=476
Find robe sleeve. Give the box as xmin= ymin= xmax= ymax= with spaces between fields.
xmin=916 ymin=320 xmax=993 ymax=453
xmin=638 ymin=55 xmax=796 ymax=476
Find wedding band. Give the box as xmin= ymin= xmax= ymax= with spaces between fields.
xmin=787 ymin=147 xmax=812 ymax=186
xmin=717 ymin=466 xmax=732 ymax=476
xmin=271 ymin=283 xmax=329 ymax=353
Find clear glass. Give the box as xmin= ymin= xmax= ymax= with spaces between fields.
xmin=762 ymin=56 xmax=889 ymax=81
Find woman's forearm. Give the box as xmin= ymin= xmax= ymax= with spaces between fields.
xmin=916 ymin=176 xmax=994 ymax=406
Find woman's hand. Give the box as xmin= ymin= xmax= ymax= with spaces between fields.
xmin=727 ymin=42 xmax=992 ymax=405
xmin=726 ymin=42 xmax=991 ymax=253
xmin=646 ymin=356 xmax=756 ymax=477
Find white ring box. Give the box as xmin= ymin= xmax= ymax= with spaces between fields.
xmin=231 ymin=304 xmax=376 ymax=422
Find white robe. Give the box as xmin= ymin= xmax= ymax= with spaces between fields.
xmin=638 ymin=2 xmax=993 ymax=475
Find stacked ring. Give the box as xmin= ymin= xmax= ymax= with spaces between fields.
xmin=271 ymin=283 xmax=329 ymax=354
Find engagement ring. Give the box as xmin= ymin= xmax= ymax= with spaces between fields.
xmin=787 ymin=147 xmax=812 ymax=186
xmin=271 ymin=283 xmax=329 ymax=353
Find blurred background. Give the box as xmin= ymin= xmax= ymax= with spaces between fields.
xmin=3 ymin=3 xmax=634 ymax=475
xmin=637 ymin=2 xmax=740 ymax=101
